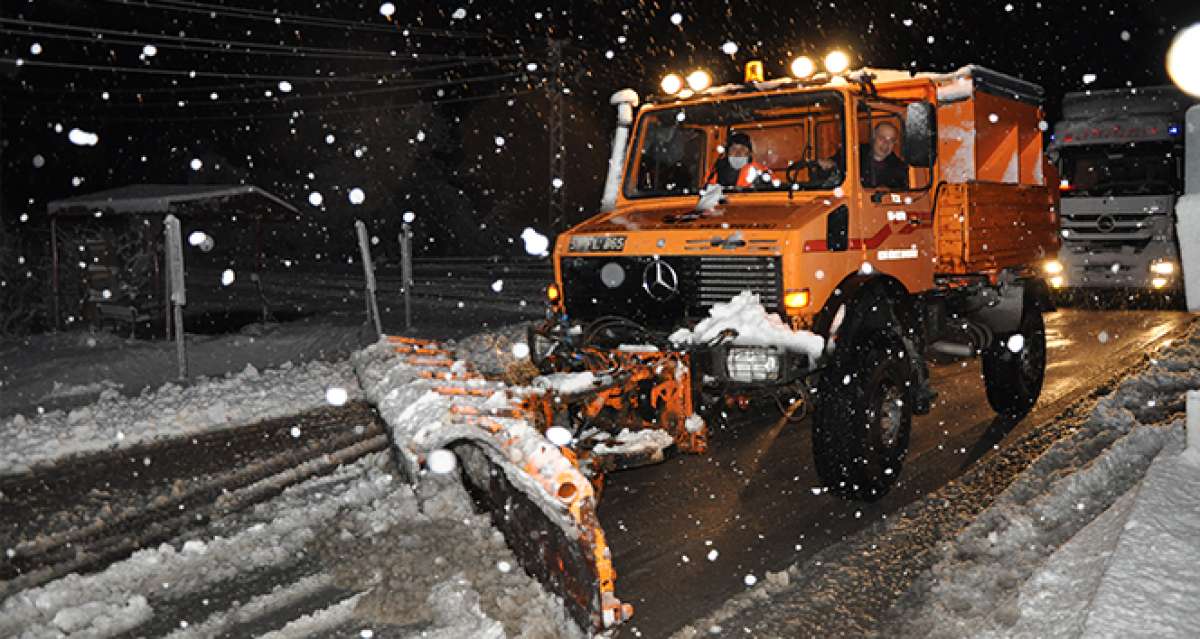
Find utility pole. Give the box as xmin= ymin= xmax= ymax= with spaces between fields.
xmin=546 ymin=39 xmax=565 ymax=230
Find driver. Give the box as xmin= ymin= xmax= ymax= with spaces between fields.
xmin=705 ymin=132 xmax=771 ymax=188
xmin=815 ymin=122 xmax=908 ymax=189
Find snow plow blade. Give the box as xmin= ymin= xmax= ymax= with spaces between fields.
xmin=455 ymin=443 xmax=618 ymax=630
xmin=353 ymin=335 xmax=706 ymax=633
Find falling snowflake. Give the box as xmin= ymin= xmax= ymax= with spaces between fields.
xmin=1006 ymin=334 xmax=1025 ymax=353
xmin=744 ymin=574 xmax=757 ymax=586
xmin=220 ymin=269 xmax=235 ymax=286
xmin=1082 ymin=73 xmax=1097 ymax=84
xmin=520 ymin=227 xmax=549 ymax=255
xmin=379 ymin=3 xmax=395 ymax=17
xmin=670 ymin=12 xmax=683 ymax=25
xmin=142 ymin=44 xmax=158 ymax=57
xmin=451 ymin=7 xmax=467 ymax=19
xmin=721 ymin=41 xmax=738 ymax=55
xmin=68 ymin=128 xmax=99 ymax=146
xmin=326 ymin=387 xmax=349 ymax=406
xmin=348 ymin=188 xmax=365 ymax=205
xmin=427 ymin=449 xmax=457 ymax=474
xmin=546 ymin=426 xmax=572 ymax=446
xmin=278 ymin=81 xmax=293 ymax=93
xmin=308 ymin=192 xmax=323 ymax=206
xmin=491 ymin=279 xmax=504 ymax=292
xmin=190 ymin=158 xmax=203 ymax=171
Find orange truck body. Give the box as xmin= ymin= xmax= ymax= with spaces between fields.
xmin=553 ymin=66 xmax=1060 ymax=327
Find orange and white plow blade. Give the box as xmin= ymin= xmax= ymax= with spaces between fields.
xmin=376 ymin=335 xmax=635 ymax=631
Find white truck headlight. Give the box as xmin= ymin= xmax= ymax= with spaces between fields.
xmin=1150 ymin=260 xmax=1175 ymax=275
xmin=725 ymin=347 xmax=782 ymax=382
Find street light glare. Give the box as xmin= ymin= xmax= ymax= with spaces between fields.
xmin=1166 ymin=23 xmax=1200 ymax=97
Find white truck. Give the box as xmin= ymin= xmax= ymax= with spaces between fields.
xmin=1047 ymin=86 xmax=1193 ymax=295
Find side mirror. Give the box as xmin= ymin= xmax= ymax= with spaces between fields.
xmin=903 ymin=102 xmax=937 ymax=168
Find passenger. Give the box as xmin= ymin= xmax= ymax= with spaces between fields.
xmin=815 ymin=122 xmax=908 ymax=189
xmin=706 ymin=132 xmax=771 ymax=188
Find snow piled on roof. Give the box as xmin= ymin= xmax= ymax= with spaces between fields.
xmin=669 ymin=291 xmax=824 ymax=361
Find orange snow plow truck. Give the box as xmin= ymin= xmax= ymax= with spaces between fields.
xmin=447 ymin=61 xmax=1059 ymax=634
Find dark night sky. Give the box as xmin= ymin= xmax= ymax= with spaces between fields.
xmin=2 ymin=0 xmax=1199 ymax=250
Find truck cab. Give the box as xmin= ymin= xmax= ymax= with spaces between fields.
xmin=1048 ymin=86 xmax=1192 ymax=294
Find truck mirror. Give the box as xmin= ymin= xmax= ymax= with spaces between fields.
xmin=904 ymin=102 xmax=937 ymax=168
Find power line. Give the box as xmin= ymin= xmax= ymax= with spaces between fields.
xmin=2 ymin=57 xmax=406 ymax=83
xmin=0 ymin=27 xmax=468 ymax=64
xmin=0 ymin=17 xmax=516 ymax=64
xmin=14 ymin=70 xmax=527 ymax=112
xmin=13 ymin=54 xmax=527 ymax=96
xmin=103 ymin=0 xmax=521 ymax=41
xmin=3 ymin=86 xmax=543 ymax=123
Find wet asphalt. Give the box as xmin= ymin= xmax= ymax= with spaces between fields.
xmin=597 ymin=308 xmax=1192 ymax=638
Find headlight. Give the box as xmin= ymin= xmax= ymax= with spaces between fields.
xmin=725 ymin=347 xmax=782 ymax=382
xmin=1049 ymin=275 xmax=1065 ymax=289
xmin=661 ymin=73 xmax=683 ymax=95
xmin=1043 ymin=259 xmax=1064 ymax=275
xmin=1150 ymin=260 xmax=1175 ymax=275
xmin=1152 ymin=277 xmax=1169 ymax=289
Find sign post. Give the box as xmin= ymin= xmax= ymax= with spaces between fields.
xmin=1178 ymin=106 xmax=1200 ymax=312
xmin=400 ymin=222 xmax=414 ymax=330
xmin=355 ymin=220 xmax=383 ymax=338
xmin=163 ymin=214 xmax=187 ymax=379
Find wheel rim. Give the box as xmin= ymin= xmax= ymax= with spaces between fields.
xmin=879 ymin=381 xmax=905 ymax=449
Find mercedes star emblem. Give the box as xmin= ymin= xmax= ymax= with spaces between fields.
xmin=1096 ymin=214 xmax=1118 ymax=233
xmin=642 ymin=259 xmax=679 ymax=301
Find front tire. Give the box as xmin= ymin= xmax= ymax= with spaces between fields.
xmin=982 ymin=303 xmax=1046 ymax=418
xmin=813 ymin=336 xmax=913 ymax=501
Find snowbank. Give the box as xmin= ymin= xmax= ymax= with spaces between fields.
xmin=0 ymin=452 xmax=581 ymax=639
xmin=0 ymin=358 xmax=361 ymax=475
xmin=896 ymin=332 xmax=1200 ymax=637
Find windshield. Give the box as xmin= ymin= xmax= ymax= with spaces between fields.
xmin=1058 ymin=142 xmax=1182 ymax=197
xmin=623 ymin=91 xmax=846 ymax=198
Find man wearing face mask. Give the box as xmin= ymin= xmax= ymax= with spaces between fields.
xmin=705 ymin=132 xmax=771 ymax=188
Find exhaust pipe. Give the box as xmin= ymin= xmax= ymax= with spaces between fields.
xmin=600 ymin=89 xmax=640 ymax=212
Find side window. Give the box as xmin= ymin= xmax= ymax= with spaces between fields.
xmin=857 ymin=102 xmax=911 ymax=190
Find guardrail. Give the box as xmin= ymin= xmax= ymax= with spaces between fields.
xmin=182 ymin=257 xmax=554 ymax=316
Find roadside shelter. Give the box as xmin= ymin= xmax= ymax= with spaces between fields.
xmin=46 ymin=184 xmax=299 ymax=332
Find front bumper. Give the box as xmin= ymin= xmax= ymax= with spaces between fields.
xmin=1052 ymin=256 xmax=1182 ymax=291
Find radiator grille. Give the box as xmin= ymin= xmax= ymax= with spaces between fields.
xmin=560 ymin=255 xmax=782 ymax=330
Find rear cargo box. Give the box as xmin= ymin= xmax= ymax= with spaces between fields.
xmin=935 ymin=182 xmax=1059 ymax=274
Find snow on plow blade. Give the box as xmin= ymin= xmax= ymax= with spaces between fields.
xmin=353 ymin=335 xmax=701 ymax=632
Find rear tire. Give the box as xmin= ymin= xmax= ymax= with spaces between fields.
xmin=813 ymin=335 xmax=913 ymax=501
xmin=981 ymin=304 xmax=1046 ymax=418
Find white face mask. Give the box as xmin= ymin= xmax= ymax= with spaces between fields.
xmin=727 ymin=156 xmax=749 ymax=170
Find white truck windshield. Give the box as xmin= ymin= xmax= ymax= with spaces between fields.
xmin=1058 ymin=141 xmax=1182 ymax=197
